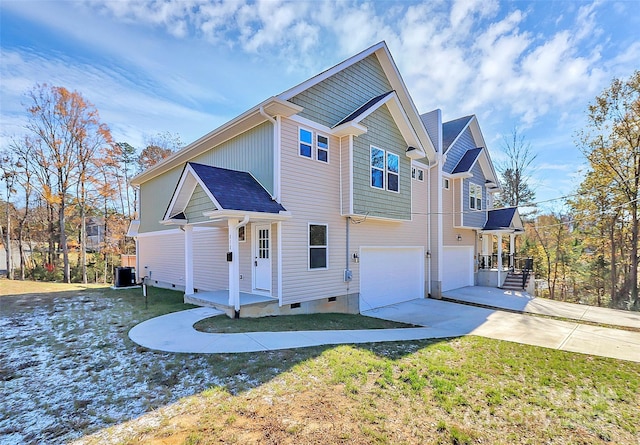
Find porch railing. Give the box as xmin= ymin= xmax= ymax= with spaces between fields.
xmin=478 ymin=255 xmax=533 ymax=272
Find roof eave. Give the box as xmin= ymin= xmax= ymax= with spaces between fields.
xmin=132 ymin=97 xmax=303 ymax=185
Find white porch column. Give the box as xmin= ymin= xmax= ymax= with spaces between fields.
xmin=184 ymin=225 xmax=194 ymax=295
xmin=228 ymin=218 xmax=240 ymax=312
xmin=497 ymin=234 xmax=503 ymax=287
xmin=509 ymin=233 xmax=516 ymax=271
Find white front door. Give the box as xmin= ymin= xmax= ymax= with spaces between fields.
xmin=253 ymin=224 xmax=272 ymax=292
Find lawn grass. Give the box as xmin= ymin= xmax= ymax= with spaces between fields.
xmin=76 ymin=337 xmax=640 ymax=445
xmin=195 ymin=312 xmax=416 ymax=333
xmin=3 ymin=280 xmax=639 ymax=445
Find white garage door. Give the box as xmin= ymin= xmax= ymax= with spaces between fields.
xmin=359 ymin=247 xmax=424 ymax=311
xmin=442 ymin=246 xmax=474 ymax=292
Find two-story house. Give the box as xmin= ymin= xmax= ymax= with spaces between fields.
xmin=129 ymin=41 xmax=525 ymax=318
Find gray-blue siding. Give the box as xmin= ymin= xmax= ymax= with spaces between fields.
xmin=443 ymin=127 xmax=475 ymax=173
xmin=463 ymin=159 xmax=488 ymax=228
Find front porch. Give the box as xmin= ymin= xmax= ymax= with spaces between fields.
xmin=185 ymin=290 xmax=279 ymax=318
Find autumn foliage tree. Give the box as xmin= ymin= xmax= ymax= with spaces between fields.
xmin=24 ymin=84 xmax=113 ymax=283
xmin=577 ymin=71 xmax=640 ymax=308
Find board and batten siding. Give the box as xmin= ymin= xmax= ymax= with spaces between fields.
xmin=138 ymin=121 xmax=274 ymax=234
xmin=279 ymin=117 xmax=348 ymax=304
xmin=184 ymin=184 xmax=216 ymax=224
xmin=138 ymin=230 xmax=185 ymax=286
xmin=138 ymin=166 xmax=183 ymax=233
xmin=340 ymin=136 xmax=351 ymax=215
xmin=192 ymin=121 xmax=274 ymax=194
xmin=288 ymin=54 xmax=393 ymax=128
xmin=352 ymin=105 xmax=411 ymax=220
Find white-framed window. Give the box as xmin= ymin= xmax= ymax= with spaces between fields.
xmin=469 ymin=183 xmax=482 ymax=210
xmin=309 ymin=224 xmax=328 ymax=269
xmin=371 ymin=146 xmax=385 ymax=189
xmin=299 ymin=127 xmax=312 ymax=158
xmin=443 ymin=178 xmax=450 ymax=190
xmin=387 ymin=152 xmax=399 ymax=192
xmin=238 ymin=226 xmax=246 ymax=242
xmin=299 ymin=127 xmax=329 ymax=163
xmin=317 ymin=134 xmax=329 ymax=163
xmin=371 ymin=146 xmax=400 ymax=192
xmin=412 ymin=167 xmax=424 ymax=181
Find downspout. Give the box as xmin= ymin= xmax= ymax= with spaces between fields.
xmin=259 ymin=107 xmax=280 ymax=202
xmin=427 ymin=166 xmax=432 ymax=297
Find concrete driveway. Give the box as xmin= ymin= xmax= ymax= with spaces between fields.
xmin=362 ymin=292 xmax=640 ymax=363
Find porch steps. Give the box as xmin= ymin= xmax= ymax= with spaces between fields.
xmin=501 ymin=272 xmax=531 ymax=291
xmin=185 ymin=291 xmax=280 ymax=318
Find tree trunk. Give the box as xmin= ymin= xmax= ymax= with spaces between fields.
xmin=610 ymin=216 xmax=617 ymax=304
xmin=630 ymin=199 xmax=638 ymax=308
xmin=60 ymin=201 xmax=70 ymax=283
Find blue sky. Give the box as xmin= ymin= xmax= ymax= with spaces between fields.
xmin=1 ymin=0 xmax=639 ymax=208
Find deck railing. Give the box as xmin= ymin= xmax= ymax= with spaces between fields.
xmin=478 ymin=255 xmax=533 ymax=272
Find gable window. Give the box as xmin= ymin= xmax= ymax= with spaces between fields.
xmin=469 ymin=183 xmax=482 ymax=210
xmin=309 ymin=224 xmax=328 ymax=269
xmin=317 ymin=134 xmax=329 ymax=163
xmin=371 ymin=147 xmax=385 ymax=189
xmin=443 ymin=178 xmax=450 ymax=190
xmin=387 ymin=152 xmax=399 ymax=192
xmin=299 ymin=128 xmax=312 ymax=158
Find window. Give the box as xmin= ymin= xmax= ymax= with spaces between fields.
xmin=412 ymin=167 xmax=424 ymax=181
xmin=371 ymin=147 xmax=385 ymax=189
xmin=443 ymin=178 xmax=450 ymax=189
xmin=299 ymin=128 xmax=312 ymax=158
xmin=469 ymin=183 xmax=482 ymax=210
xmin=417 ymin=169 xmax=424 ymax=181
xmin=238 ymin=226 xmax=246 ymax=242
xmin=309 ymin=224 xmax=328 ymax=269
xmin=317 ymin=134 xmax=329 ymax=163
xmin=387 ymin=152 xmax=399 ymax=192
xmin=299 ymin=127 xmax=329 ymax=162
xmin=371 ymin=146 xmax=400 ymax=192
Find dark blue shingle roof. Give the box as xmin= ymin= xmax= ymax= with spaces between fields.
xmin=442 ymin=115 xmax=473 ymax=151
xmin=483 ymin=207 xmax=519 ymax=231
xmin=452 ymin=147 xmax=483 ymax=174
xmin=334 ymin=91 xmax=394 ymax=127
xmin=188 ymin=162 xmax=286 ymax=214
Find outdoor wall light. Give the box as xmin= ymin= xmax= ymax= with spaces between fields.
xmin=457 ymin=234 xmax=462 ymax=242
xmin=352 ymin=253 xmax=359 ymax=263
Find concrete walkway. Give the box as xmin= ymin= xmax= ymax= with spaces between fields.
xmin=442 ymin=286 xmax=640 ymax=329
xmin=129 ymin=289 xmax=640 ymax=362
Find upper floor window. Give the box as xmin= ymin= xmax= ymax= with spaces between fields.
xmin=387 ymin=153 xmax=399 ymax=192
xmin=317 ymin=134 xmax=329 ymax=163
xmin=299 ymin=128 xmax=312 ymax=158
xmin=371 ymin=146 xmax=400 ymax=192
xmin=299 ymin=127 xmax=329 ymax=163
xmin=443 ymin=178 xmax=450 ymax=189
xmin=412 ymin=167 xmax=424 ymax=181
xmin=469 ymin=183 xmax=482 ymax=210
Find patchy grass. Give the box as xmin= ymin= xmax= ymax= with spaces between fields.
xmin=195 ymin=312 xmax=415 ymax=333
xmin=75 ymin=338 xmax=640 ymax=445
xmin=2 ymin=280 xmax=639 ymax=445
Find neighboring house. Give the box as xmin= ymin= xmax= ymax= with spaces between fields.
xmin=129 ymin=41 xmax=525 ymax=318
